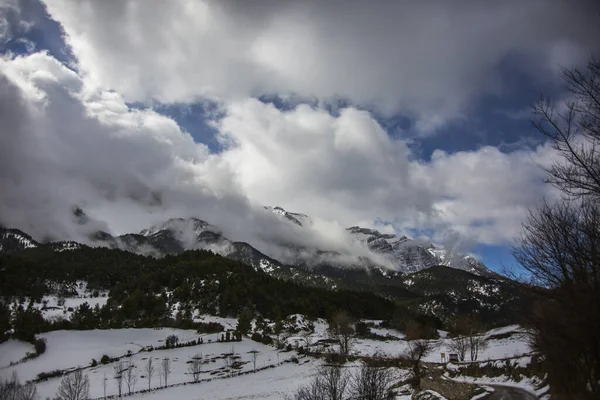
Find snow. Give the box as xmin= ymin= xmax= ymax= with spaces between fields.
xmin=421 ymin=389 xmax=448 ymax=399
xmin=0 ymin=232 xmax=37 ymax=249
xmin=449 ymin=375 xmax=542 ymax=398
xmin=0 ymin=339 xmax=35 ymax=368
xmin=1 ymin=328 xmax=296 ymax=399
xmin=37 ymin=296 xmax=109 ymax=322
xmin=0 ymin=328 xmax=200 ymax=384
xmin=125 ymin=358 xmax=318 ymax=400
xmin=485 ymin=325 xmax=522 ymax=337
xmin=352 ymin=325 xmax=530 ymax=362
xmin=55 ymin=242 xmax=81 ymax=251
xmin=0 ymin=315 xmax=534 ymax=400
xmin=370 ymin=326 xmax=405 ymax=340
xmin=258 ymin=259 xmax=277 ymax=273
xmin=193 ymin=314 xmax=238 ymax=330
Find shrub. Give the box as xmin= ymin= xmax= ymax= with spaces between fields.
xmin=165 ymin=334 xmax=179 ymax=348
xmin=91 ymin=359 xmax=98 ymax=367
xmin=261 ymin=335 xmax=273 ymax=345
xmin=251 ymin=332 xmax=263 ymax=342
xmin=100 ymin=354 xmax=112 ymax=364
xmin=37 ymin=369 xmax=64 ymax=381
xmin=34 ymin=338 xmax=47 ymax=355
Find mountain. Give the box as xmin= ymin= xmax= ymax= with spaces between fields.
xmin=95 ymin=217 xmax=286 ymax=274
xmin=264 ymin=206 xmax=493 ymax=277
xmin=2 ymin=205 xmax=494 ymax=279
xmin=264 ymin=206 xmax=312 ymax=227
xmin=0 ymin=227 xmax=39 ymax=253
xmin=0 ymin=224 xmax=532 ymax=326
xmin=345 ymin=225 xmax=492 ymax=276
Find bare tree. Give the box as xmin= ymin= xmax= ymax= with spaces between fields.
xmin=0 ymin=372 xmax=39 ymax=400
xmin=102 ymin=373 xmax=107 ymax=400
xmin=301 ymin=329 xmax=314 ymax=352
xmin=188 ymin=353 xmax=203 ymax=382
xmin=160 ymin=357 xmax=171 ymax=388
xmin=321 ymin=364 xmax=349 ymax=400
xmin=404 ymin=340 xmax=438 ymax=388
xmin=290 ymin=364 xmax=349 ymax=400
xmin=56 ymin=369 xmax=90 ymax=400
xmin=273 ymin=320 xmax=291 ymax=350
xmin=144 ymin=357 xmax=155 ymax=390
xmin=20 ymin=381 xmax=38 ymax=400
xmin=350 ymin=360 xmax=396 ymax=400
xmin=328 ymin=311 xmax=356 ymax=356
xmin=125 ymin=361 xmax=137 ymax=395
xmin=113 ymin=362 xmax=125 ymax=397
xmin=249 ymin=349 xmax=259 ymax=372
xmin=447 ymin=336 xmax=469 ymax=362
xmin=468 ymin=336 xmax=489 ymax=362
xmin=291 ymin=378 xmax=324 ymax=400
xmin=532 ymin=59 xmax=600 ymax=200
xmin=515 ymin=200 xmax=600 ymax=397
xmin=513 ymin=58 xmax=600 ymax=399
xmin=449 ymin=315 xmax=488 ymax=362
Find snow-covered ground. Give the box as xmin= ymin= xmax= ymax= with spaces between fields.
xmin=0 ymin=339 xmax=35 ymax=367
xmin=127 ymin=359 xmax=319 ymax=400
xmin=8 ymin=282 xmax=110 ymax=322
xmin=0 ymin=329 xmax=294 ymax=399
xmin=0 ymin=317 xmax=533 ymax=400
xmin=0 ymin=328 xmax=200 ymax=383
xmin=36 ymin=295 xmax=109 ymax=321
xmin=448 ymin=375 xmax=547 ymax=399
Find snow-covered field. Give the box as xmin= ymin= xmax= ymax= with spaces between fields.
xmin=285 ymin=319 xmax=530 ymax=363
xmin=0 ymin=339 xmax=35 ymax=368
xmin=128 ymin=359 xmax=319 ymax=400
xmin=0 ymin=317 xmax=532 ymax=400
xmin=9 ymin=283 xmax=110 ymax=322
xmin=0 ymin=328 xmax=294 ymax=399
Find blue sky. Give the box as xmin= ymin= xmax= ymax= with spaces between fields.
xmin=2 ymin=0 xmax=599 ymax=273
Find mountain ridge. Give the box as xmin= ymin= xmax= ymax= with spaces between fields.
xmin=1 ymin=205 xmax=494 ymax=278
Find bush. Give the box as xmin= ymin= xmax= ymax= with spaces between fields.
xmin=34 ymin=338 xmax=47 ymax=355
xmin=261 ymin=335 xmax=273 ymax=345
xmin=355 ymin=322 xmax=371 ymax=336
xmin=100 ymin=354 xmax=112 ymax=364
xmin=251 ymin=332 xmax=263 ymax=342
xmin=37 ymin=369 xmax=64 ymax=381
xmin=91 ymin=359 xmax=98 ymax=367
xmin=165 ymin=334 xmax=179 ymax=348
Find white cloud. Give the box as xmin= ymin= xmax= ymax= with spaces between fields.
xmin=0 ymin=52 xmax=400 ymax=261
xmin=41 ymin=0 xmax=600 ymax=132
xmin=214 ymin=98 xmax=558 ymax=246
xmin=0 ymin=51 xmax=560 ymax=254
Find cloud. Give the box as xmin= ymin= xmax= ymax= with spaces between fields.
xmin=214 ymin=98 xmax=558 ymax=246
xmin=0 ymin=50 xmax=560 ymax=261
xmin=41 ymin=0 xmax=600 ymax=133
xmin=0 ymin=52 xmax=400 ymax=263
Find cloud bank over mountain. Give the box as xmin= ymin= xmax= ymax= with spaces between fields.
xmin=1 ymin=0 xmax=599 ymax=267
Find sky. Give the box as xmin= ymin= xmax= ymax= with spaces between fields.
xmin=1 ymin=0 xmax=600 ymax=273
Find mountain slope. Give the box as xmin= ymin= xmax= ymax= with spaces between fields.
xmin=0 ymin=223 xmax=533 ymax=326
xmin=0 ymin=227 xmax=39 ymax=253
xmin=346 ymin=225 xmax=492 ymax=276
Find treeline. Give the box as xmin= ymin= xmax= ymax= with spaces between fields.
xmin=0 ymin=248 xmax=399 ymax=339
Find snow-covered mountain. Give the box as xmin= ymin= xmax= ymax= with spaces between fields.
xmin=1 ymin=205 xmax=493 ymax=277
xmin=266 ymin=207 xmax=492 ymax=276
xmin=0 ymin=227 xmax=38 ymax=252
xmin=345 ymin=226 xmax=491 ymax=276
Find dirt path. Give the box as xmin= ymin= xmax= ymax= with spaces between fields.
xmin=485 ymin=385 xmax=538 ymax=400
